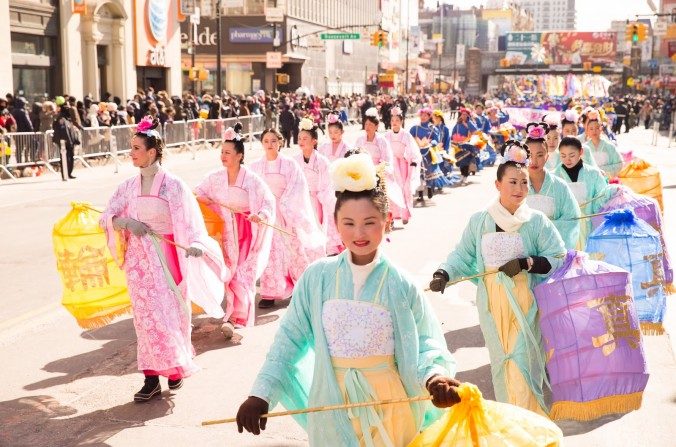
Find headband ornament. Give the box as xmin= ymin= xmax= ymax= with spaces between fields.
xmin=299 ymin=117 xmax=315 ymax=131
xmin=137 ymin=116 xmax=161 ymax=138
xmin=390 ymin=106 xmax=402 ymax=116
xmin=365 ymin=107 xmax=379 ymax=118
xmin=501 ymin=140 xmax=530 ymax=167
xmin=526 ymin=122 xmax=547 ymax=140
xmin=326 ymin=113 xmax=340 ymax=124
xmin=223 ymin=127 xmax=241 ymax=141
xmin=330 ymin=152 xmax=378 ymax=193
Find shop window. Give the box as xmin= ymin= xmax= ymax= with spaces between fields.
xmin=11 ymin=33 xmax=54 ymax=56
xmin=12 ymin=67 xmax=49 ymax=100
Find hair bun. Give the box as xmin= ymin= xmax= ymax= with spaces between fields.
xmin=233 ymin=122 xmax=243 ymax=134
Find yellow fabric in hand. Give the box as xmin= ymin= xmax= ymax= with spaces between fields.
xmin=407 ymin=383 xmax=563 ymax=447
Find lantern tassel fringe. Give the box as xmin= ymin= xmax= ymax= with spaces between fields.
xmin=549 ymin=392 xmax=643 ymax=421
xmin=640 ymin=322 xmax=665 ymax=336
xmin=66 ymin=305 xmax=132 ymax=330
xmin=665 ymin=282 xmax=676 ymax=296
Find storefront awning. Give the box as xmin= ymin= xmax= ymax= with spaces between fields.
xmin=283 ymin=52 xmax=311 ymax=63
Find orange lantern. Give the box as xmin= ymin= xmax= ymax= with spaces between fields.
xmin=618 ymin=159 xmax=664 ymax=211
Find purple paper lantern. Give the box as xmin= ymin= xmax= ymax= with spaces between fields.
xmin=592 ymin=185 xmax=673 ymax=288
xmin=534 ymin=250 xmax=649 ymax=421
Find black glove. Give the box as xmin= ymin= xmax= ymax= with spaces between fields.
xmin=498 ymin=258 xmax=523 ymax=278
xmin=426 ymin=375 xmax=462 ymax=408
xmin=410 ymin=162 xmax=418 ymax=167
xmin=429 ymin=270 xmax=449 ymax=294
xmin=236 ymin=396 xmax=269 ymax=435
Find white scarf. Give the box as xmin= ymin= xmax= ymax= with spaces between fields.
xmin=487 ymin=198 xmax=532 ymax=233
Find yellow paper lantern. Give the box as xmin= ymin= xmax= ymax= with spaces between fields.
xmin=53 ymin=203 xmax=131 ymax=328
xmin=618 ymin=159 xmax=664 ymax=211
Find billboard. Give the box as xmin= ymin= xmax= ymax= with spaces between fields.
xmin=505 ymin=32 xmax=617 ymax=66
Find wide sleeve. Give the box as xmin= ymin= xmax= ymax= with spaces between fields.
xmin=588 ymin=170 xmax=612 ymax=214
xmin=604 ymin=141 xmax=624 ymax=178
xmin=531 ymin=213 xmax=566 ymax=277
xmin=193 ymin=172 xmax=213 ymax=201
xmin=440 ymin=125 xmax=451 ymax=151
xmin=552 ymin=180 xmax=581 ymax=250
xmin=409 ymin=283 xmax=457 ymax=385
xmin=248 ymin=171 xmax=276 ymax=223
xmin=379 ymin=137 xmax=395 ymax=174
xmin=405 ymin=133 xmax=423 ymax=164
xmin=438 ymin=213 xmax=480 ymax=281
xmin=100 ymin=180 xmax=132 ymax=266
xmin=250 ymin=263 xmax=317 ymax=409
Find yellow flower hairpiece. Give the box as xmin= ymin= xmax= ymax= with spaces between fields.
xmin=330 ymin=152 xmax=378 ymax=192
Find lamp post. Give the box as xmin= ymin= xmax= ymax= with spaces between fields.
xmin=216 ymin=0 xmax=222 ymax=95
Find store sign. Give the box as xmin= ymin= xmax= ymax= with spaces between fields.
xmin=72 ymin=0 xmax=86 ymax=14
xmin=135 ymin=0 xmax=177 ymax=67
xmin=505 ymin=32 xmax=617 ymax=66
xmin=266 ymin=51 xmax=282 ymax=69
xmin=230 ymin=27 xmax=278 ymax=43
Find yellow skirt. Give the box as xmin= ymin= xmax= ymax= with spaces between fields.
xmin=333 ymin=355 xmax=417 ymax=447
xmin=484 ymin=272 xmax=547 ymax=417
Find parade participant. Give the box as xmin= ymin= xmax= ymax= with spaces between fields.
xmin=472 ymin=103 xmax=490 ymax=133
xmin=451 ymin=108 xmax=473 ymax=142
xmin=486 ymin=106 xmax=509 ymax=128
xmin=431 ymin=109 xmax=454 ymax=179
xmin=295 ymin=117 xmax=342 ymax=255
xmin=543 ymin=116 xmax=561 ymax=170
xmin=552 ymin=137 xmax=609 ymax=250
xmin=429 ymin=141 xmax=566 ymax=416
xmin=385 ymin=106 xmax=422 ymax=224
xmin=410 ymin=107 xmax=450 ymax=199
xmin=318 ymin=111 xmax=350 ymax=161
xmin=583 ymin=110 xmax=623 ymax=178
xmin=194 ymin=124 xmax=276 ymax=338
xmin=524 ymin=123 xmax=581 ymax=250
xmin=237 ymin=152 xmax=459 ymax=445
xmin=100 ymin=116 xmax=229 ymax=401
xmin=561 ymin=109 xmax=597 ymax=168
xmin=355 ymin=108 xmax=408 ymax=219
xmin=250 ymin=128 xmax=326 ymax=309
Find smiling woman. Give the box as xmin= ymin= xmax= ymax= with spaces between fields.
xmin=236 ymin=150 xmax=460 ymax=446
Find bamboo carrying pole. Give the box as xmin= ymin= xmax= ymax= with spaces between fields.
xmin=201 ymin=395 xmax=432 ymax=426
xmin=570 ymin=210 xmax=614 ymax=221
xmin=424 ymin=270 xmax=499 ymax=292
xmin=206 ymin=199 xmax=295 ymax=237
xmin=79 ymin=203 xmax=190 ymax=252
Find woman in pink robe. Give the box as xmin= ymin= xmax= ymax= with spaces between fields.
xmin=384 ymin=107 xmax=422 ymax=224
xmin=354 ymin=108 xmax=407 ymax=223
xmin=100 ymin=117 xmax=228 ymax=402
xmin=317 ymin=112 xmax=351 ymax=161
xmin=250 ymin=128 xmax=326 ymax=308
xmin=195 ymin=124 xmax=276 ymax=338
xmin=294 ymin=118 xmax=343 ymax=256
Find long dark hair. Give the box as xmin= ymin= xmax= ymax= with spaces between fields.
xmin=224 ymin=122 xmax=245 ymax=164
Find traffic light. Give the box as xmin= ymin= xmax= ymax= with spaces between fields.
xmin=626 ymin=23 xmax=638 ymax=42
xmin=276 ymin=73 xmax=290 ymax=85
xmin=380 ymin=31 xmax=388 ymax=47
xmin=636 ymin=23 xmax=648 ymax=42
xmin=371 ymin=32 xmax=380 ymax=46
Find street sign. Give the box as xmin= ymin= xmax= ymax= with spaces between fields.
xmin=654 ymin=21 xmax=667 ymax=37
xmin=265 ymin=7 xmax=284 ymax=23
xmin=320 ymin=33 xmax=360 ymax=40
xmin=266 ymin=51 xmax=283 ymax=69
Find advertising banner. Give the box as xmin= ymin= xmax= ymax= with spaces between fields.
xmin=505 ymin=32 xmax=617 ymax=66
xmin=135 ymin=0 xmax=179 ymax=67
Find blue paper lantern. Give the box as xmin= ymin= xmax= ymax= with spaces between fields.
xmin=586 ymin=209 xmax=667 ymax=335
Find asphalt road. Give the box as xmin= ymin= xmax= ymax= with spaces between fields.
xmin=1 ymin=123 xmax=674 ymax=446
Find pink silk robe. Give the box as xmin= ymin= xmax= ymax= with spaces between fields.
xmin=293 ymin=151 xmax=343 ymax=255
xmin=195 ymin=166 xmax=276 ymax=327
xmin=250 ymin=154 xmax=326 ymax=300
xmin=385 ymin=129 xmax=422 ymax=221
xmin=354 ymin=133 xmax=407 ymax=219
xmin=317 ymin=140 xmax=351 ymax=162
xmin=101 ymin=168 xmax=229 ymax=377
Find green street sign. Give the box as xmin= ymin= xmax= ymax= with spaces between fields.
xmin=320 ymin=33 xmax=360 ymax=40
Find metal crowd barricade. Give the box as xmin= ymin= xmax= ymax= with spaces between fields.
xmin=0 ymin=131 xmax=56 ymax=179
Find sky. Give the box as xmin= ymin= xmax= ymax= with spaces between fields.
xmin=423 ymin=0 xmax=659 ymax=31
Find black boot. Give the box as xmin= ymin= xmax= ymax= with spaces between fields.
xmin=134 ymin=375 xmax=161 ymax=402
xmin=168 ymin=378 xmax=184 ymax=390
xmin=258 ymin=299 xmax=275 ymax=309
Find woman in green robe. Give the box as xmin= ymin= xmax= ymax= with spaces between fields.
xmin=524 ymin=123 xmax=581 ymax=250
xmin=552 ymin=137 xmax=610 ymax=250
xmin=237 ymin=152 xmax=459 ymax=446
xmin=429 ymin=141 xmax=566 ymax=416
xmin=582 ymin=112 xmax=623 ymax=178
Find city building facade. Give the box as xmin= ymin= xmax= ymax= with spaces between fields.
xmin=517 ymin=0 xmax=575 ymax=31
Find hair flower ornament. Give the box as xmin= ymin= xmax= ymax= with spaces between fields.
xmin=418 ymin=107 xmax=433 ymax=116
xmin=330 ymin=152 xmax=378 ymax=192
xmin=563 ymin=109 xmax=579 ymax=123
xmin=299 ymin=117 xmax=315 ymax=131
xmin=501 ymin=140 xmax=530 ymax=167
xmin=365 ymin=107 xmax=379 ymax=118
xmin=586 ymin=109 xmax=600 ymax=121
xmin=526 ymin=122 xmax=547 ymax=140
xmin=390 ymin=106 xmax=402 ymax=116
xmin=326 ymin=113 xmax=340 ymax=124
xmin=223 ymin=127 xmax=241 ymax=141
xmin=137 ymin=116 xmax=161 ymax=138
